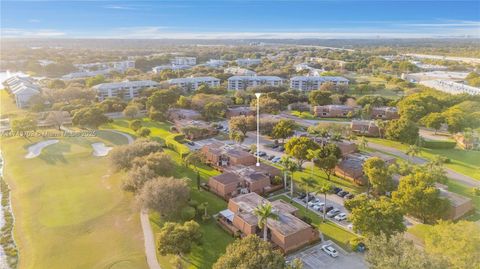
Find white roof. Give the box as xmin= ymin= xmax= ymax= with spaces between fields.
xmin=219 ymin=209 xmax=235 ymax=222
xmin=228 ymin=75 xmax=283 ymax=81
xmin=92 ymin=80 xmax=159 ymax=90
xmin=168 ymin=77 xmax=220 ymax=83
xmin=290 ymin=76 xmax=349 ymax=82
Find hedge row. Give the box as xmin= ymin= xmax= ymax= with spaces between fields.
xmin=165 ymin=134 xmax=190 ymax=158
xmin=422 ymin=140 xmax=457 ymax=149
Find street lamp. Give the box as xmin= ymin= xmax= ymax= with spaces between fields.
xmin=255 ymin=93 xmax=261 ymax=166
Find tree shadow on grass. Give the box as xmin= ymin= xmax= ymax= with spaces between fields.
xmin=37 ymin=142 xmax=71 ymax=165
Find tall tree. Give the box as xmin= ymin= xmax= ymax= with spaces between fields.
xmin=406 ymin=145 xmax=421 ymax=162
xmin=316 ymin=182 xmax=334 ymax=221
xmin=345 ymin=194 xmax=405 ymax=237
xmin=157 ymin=220 xmax=202 ymax=257
xmin=285 ymin=137 xmax=319 ymax=168
xmin=279 ymin=156 xmax=299 ymax=197
xmin=213 ymin=235 xmax=285 ymax=269
xmin=253 ymin=203 xmax=279 ymax=241
xmin=308 ymin=143 xmax=341 ymax=181
xmin=363 ymin=157 xmax=394 ymax=195
xmin=272 ymin=119 xmax=296 ymax=143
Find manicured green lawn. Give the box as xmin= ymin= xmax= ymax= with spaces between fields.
xmin=271 ymin=196 xmax=359 ymax=251
xmin=1 ymin=130 xmax=147 ymax=269
xmin=0 ymin=90 xmax=26 ymax=119
xmin=290 ymin=111 xmax=350 ymax=122
xmin=369 ymin=138 xmax=480 ymax=180
xmin=103 ymin=118 xmax=172 ymax=143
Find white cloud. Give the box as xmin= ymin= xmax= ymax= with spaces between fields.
xmin=2 ymin=28 xmax=65 ymax=38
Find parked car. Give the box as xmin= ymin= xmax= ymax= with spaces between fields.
xmin=268 ymin=155 xmax=275 ymax=160
xmin=327 ymin=208 xmax=340 ymax=218
xmin=321 ymin=245 xmax=339 ymax=258
xmin=313 ymin=203 xmax=325 ymax=211
xmin=271 ymin=156 xmax=281 ymax=163
xmin=308 ymin=198 xmax=321 ymax=207
xmin=303 ymin=195 xmax=315 ymax=203
xmin=258 ymin=151 xmax=267 ymax=157
xmin=324 ymin=206 xmax=334 ymax=213
xmin=337 ymin=191 xmax=348 ymax=198
xmin=333 ymin=187 xmax=342 ymax=194
xmin=298 ymin=193 xmax=306 ymax=199
xmin=187 ymin=141 xmax=195 ymax=146
xmin=277 ymin=146 xmax=285 ymax=152
xmin=344 ymin=193 xmax=355 ymax=200
xmin=334 ymin=213 xmax=347 ymax=221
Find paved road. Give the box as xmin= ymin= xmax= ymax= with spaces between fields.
xmin=366 ymin=141 xmax=480 ymax=188
xmin=105 ymin=130 xmax=161 ymax=269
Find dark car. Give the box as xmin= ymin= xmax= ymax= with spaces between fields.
xmin=344 ymin=193 xmax=355 ymax=200
xmin=187 ymin=141 xmax=195 ymax=146
xmin=277 ymin=146 xmax=285 ymax=152
xmin=333 ymin=187 xmax=342 ymax=194
xmin=298 ymin=193 xmax=306 ymax=199
xmin=337 ymin=191 xmax=348 ymax=198
xmin=304 ymin=195 xmax=314 ymax=203
xmin=258 ymin=151 xmax=267 ymax=157
xmin=324 ymin=206 xmax=334 ymax=213
xmin=268 ymin=155 xmax=275 ymax=160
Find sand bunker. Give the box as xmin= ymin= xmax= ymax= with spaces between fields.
xmin=91 ymin=142 xmax=113 ymax=157
xmin=25 ymin=140 xmax=59 ymax=159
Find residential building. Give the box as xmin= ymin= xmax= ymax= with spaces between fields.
xmin=202 ymin=142 xmax=256 ymax=168
xmin=152 ymin=64 xmax=191 ymax=73
xmin=74 ymin=60 xmax=135 ymax=72
xmin=224 ymin=67 xmax=256 ymax=76
xmin=350 ymin=120 xmax=381 ymax=137
xmin=173 ymin=119 xmax=218 ymax=140
xmin=204 ymin=59 xmax=226 ymax=68
xmin=217 ymin=192 xmax=319 ymax=253
xmin=225 ymin=106 xmax=255 ymax=118
xmin=290 ymin=76 xmax=349 ymax=91
xmin=371 ymin=106 xmax=399 ymax=120
xmin=62 ymin=69 xmax=112 ymax=80
xmin=236 ymin=58 xmax=262 ymax=66
xmin=313 ymin=105 xmax=357 ymax=118
xmin=167 ymin=77 xmax=220 ymax=91
xmin=167 ymin=108 xmax=202 ymax=121
xmin=311 ymin=137 xmax=358 ymax=157
xmin=3 ymin=76 xmax=40 ymax=108
xmin=335 ymin=152 xmax=396 ymax=185
xmin=436 ymin=184 xmax=474 ymax=220
xmin=419 ymin=80 xmax=480 ymax=95
xmin=227 ymin=76 xmax=284 ymax=90
xmin=171 ymin=56 xmax=196 ymax=66
xmin=92 ymin=80 xmax=159 ymax=101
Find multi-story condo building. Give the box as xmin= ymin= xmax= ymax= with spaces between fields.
xmin=93 ymin=80 xmax=159 ymax=101
xmin=224 ymin=67 xmax=256 ymax=76
xmin=152 ymin=64 xmax=191 ymax=73
xmin=204 ymin=59 xmax=226 ymax=68
xmin=74 ymin=60 xmax=135 ymax=72
xmin=236 ymin=58 xmax=262 ymax=66
xmin=171 ymin=57 xmax=196 ymax=66
xmin=228 ymin=76 xmax=284 ymax=90
xmin=167 ymin=77 xmax=220 ymax=91
xmin=290 ymin=76 xmax=349 ymax=91
xmin=3 ymin=76 xmax=40 ymax=108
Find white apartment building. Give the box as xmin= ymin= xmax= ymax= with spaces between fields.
xmin=204 ymin=59 xmax=226 ymax=68
xmin=224 ymin=67 xmax=256 ymax=76
xmin=420 ymin=80 xmax=480 ymax=95
xmin=167 ymin=77 xmax=220 ymax=91
xmin=74 ymin=60 xmax=135 ymax=72
xmin=4 ymin=76 xmax=40 ymax=108
xmin=227 ymin=76 xmax=284 ymax=90
xmin=290 ymin=76 xmax=349 ymax=91
xmin=236 ymin=58 xmax=262 ymax=66
xmin=152 ymin=64 xmax=191 ymax=73
xmin=93 ymin=80 xmax=159 ymax=101
xmin=62 ymin=69 xmax=112 ymax=80
xmin=171 ymin=57 xmax=196 ymax=66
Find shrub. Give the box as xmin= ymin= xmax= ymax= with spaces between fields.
xmin=181 ymin=206 xmax=197 ymax=220
xmin=422 ymin=140 xmax=456 ymax=149
xmin=165 ymin=134 xmax=190 ymax=158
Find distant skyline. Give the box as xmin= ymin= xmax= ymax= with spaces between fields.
xmin=2 ymin=0 xmax=480 ymax=39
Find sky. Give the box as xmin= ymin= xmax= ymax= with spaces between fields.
xmin=2 ymin=0 xmax=480 ymax=39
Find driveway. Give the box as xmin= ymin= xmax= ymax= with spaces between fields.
xmin=287 ymin=240 xmax=367 ymax=269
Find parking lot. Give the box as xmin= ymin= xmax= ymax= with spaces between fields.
xmin=286 ymin=241 xmax=367 ymax=269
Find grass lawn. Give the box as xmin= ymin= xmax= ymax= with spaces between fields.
xmin=1 ymin=129 xmax=148 ymax=269
xmin=289 ymin=111 xmax=350 ymax=122
xmin=271 ymin=196 xmax=359 ymax=251
xmin=0 ymin=90 xmax=26 ymax=119
xmin=368 ymin=138 xmax=480 ymax=180
xmin=106 ymin=119 xmax=234 ymax=269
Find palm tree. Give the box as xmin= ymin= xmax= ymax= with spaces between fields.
xmin=279 ymin=156 xmax=299 ymax=198
xmin=406 ymin=144 xmax=420 ymax=162
xmin=253 ymin=203 xmax=279 ymax=241
xmin=316 ymin=183 xmax=334 ymax=222
xmin=375 ymin=119 xmax=387 ymax=139
xmin=299 ymin=177 xmax=317 ymax=211
xmin=358 ymin=136 xmax=368 ymax=151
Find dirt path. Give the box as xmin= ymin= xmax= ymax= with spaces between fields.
xmin=105 ymin=130 xmax=161 ymax=269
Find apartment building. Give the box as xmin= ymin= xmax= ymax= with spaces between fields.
xmin=92 ymin=80 xmax=159 ymax=101
xmin=350 ymin=120 xmax=381 ymax=137
xmin=335 ymin=152 xmax=396 ymax=185
xmin=225 ymin=106 xmax=255 ymax=118
xmin=217 ymin=192 xmax=319 ymax=253
xmin=227 ymin=76 xmax=284 ymax=90
xmin=313 ymin=105 xmax=357 ymax=118
xmin=290 ymin=76 xmax=349 ymax=91
xmin=204 ymin=59 xmax=226 ymax=68
xmin=224 ymin=67 xmax=256 ymax=76
xmin=371 ymin=106 xmax=399 ymax=120
xmin=152 ymin=64 xmax=191 ymax=73
xmin=236 ymin=58 xmax=262 ymax=66
xmin=420 ymin=80 xmax=480 ymax=95
xmin=171 ymin=56 xmax=196 ymax=66
xmin=202 ymin=142 xmax=256 ymax=168
xmin=167 ymin=77 xmax=220 ymax=91
xmin=3 ymin=76 xmax=40 ymax=108
xmin=74 ymin=60 xmax=135 ymax=72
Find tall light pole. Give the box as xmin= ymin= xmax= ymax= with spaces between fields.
xmin=255 ymin=93 xmax=262 ymax=166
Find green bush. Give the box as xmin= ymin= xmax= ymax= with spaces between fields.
xmin=165 ymin=134 xmax=190 ymax=158
xmin=422 ymin=140 xmax=456 ymax=149
xmin=181 ymin=206 xmax=196 ymax=220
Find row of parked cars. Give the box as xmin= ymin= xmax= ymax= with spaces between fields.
xmin=298 ymin=189 xmax=353 ymax=222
